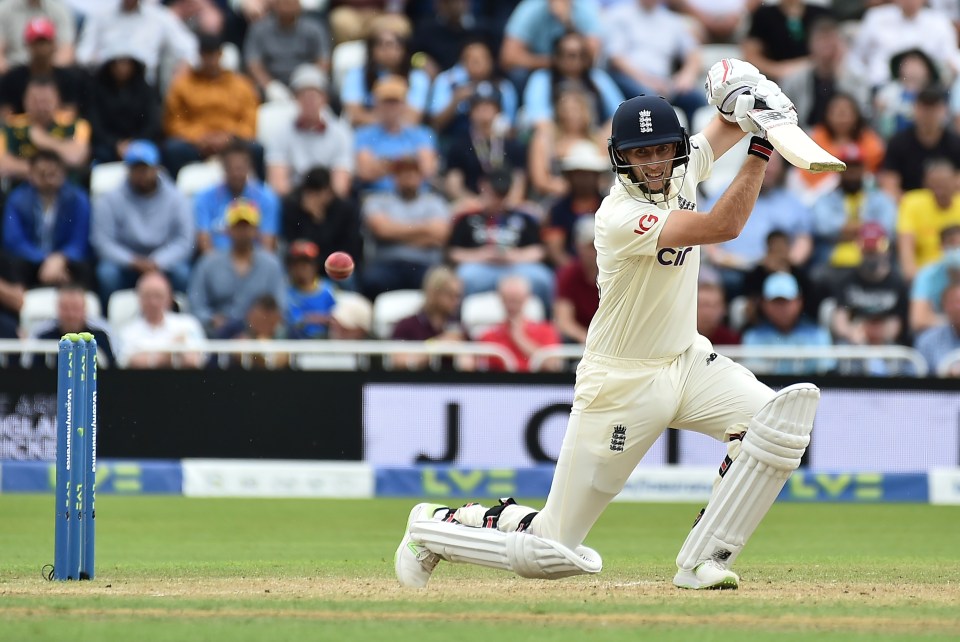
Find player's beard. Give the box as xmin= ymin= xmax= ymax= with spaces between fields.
xmin=628 ymin=163 xmax=682 ymax=204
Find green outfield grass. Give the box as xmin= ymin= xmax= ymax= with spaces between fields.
xmin=1 ymin=495 xmax=958 ymax=641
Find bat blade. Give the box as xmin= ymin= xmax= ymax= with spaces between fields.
xmin=746 ymin=109 xmax=846 ymax=173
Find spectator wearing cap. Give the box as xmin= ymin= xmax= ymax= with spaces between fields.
xmin=705 ymin=154 xmax=812 ymax=299
xmin=830 ymin=222 xmax=909 ymax=345
xmin=795 ymin=93 xmax=885 ymax=204
xmin=75 ymin=0 xmax=198 ymax=88
xmin=163 ymin=34 xmax=261 ymax=179
xmin=195 ymin=140 xmax=280 ymax=255
xmin=329 ymin=294 xmax=373 ymax=340
xmin=0 ymin=0 xmax=76 ymax=74
xmin=0 ymin=16 xmax=79 ymax=119
xmin=810 ymin=144 xmax=897 ymax=280
xmin=0 ymin=76 xmax=89 ymax=182
xmin=910 ymin=225 xmax=960 ymax=334
xmin=742 ymin=272 xmax=834 ymax=375
xmin=265 ymin=64 xmax=354 ymax=199
xmin=848 ymin=0 xmax=960 ymax=91
xmin=188 ymin=199 xmax=286 ymax=337
xmin=429 ymin=38 xmax=518 ymax=142
xmin=698 ymin=267 xmax=740 ymax=347
xmin=390 ymin=264 xmax=470 ymax=370
xmin=281 ymin=166 xmax=363 ymax=282
xmin=285 ymin=239 xmax=336 ymax=339
xmin=874 ymin=48 xmax=940 ymax=139
xmin=92 ymin=140 xmax=193 ymax=306
xmin=448 ymin=169 xmax=554 ymax=314
xmin=442 ymin=79 xmax=526 ymax=208
xmin=410 ymin=0 xmax=495 ymax=75
xmin=2 ymin=149 xmax=91 ymax=288
xmin=601 ymin=0 xmax=702 ymax=127
xmin=914 ymin=282 xmax=960 ymax=374
xmin=779 ymin=18 xmax=870 ymax=130
xmin=117 ymin=270 xmax=206 ymax=369
xmin=522 ymin=31 xmax=623 ymax=132
xmin=361 ymin=156 xmax=451 ymax=299
xmin=896 ymin=159 xmax=960 ymax=281
xmin=354 ymin=75 xmax=438 ymax=194
xmin=244 ymin=0 xmax=331 ymax=103
xmin=878 ymin=85 xmax=960 ymax=201
xmin=544 ymin=140 xmax=608 ymax=268
xmin=499 ymin=0 xmax=602 ymax=90
xmin=84 ymin=45 xmax=161 ymax=165
xmin=553 ymin=216 xmax=599 ymax=344
xmin=341 ymin=16 xmax=430 ymax=127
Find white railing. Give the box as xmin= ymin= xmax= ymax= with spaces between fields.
xmin=936 ymin=348 xmax=960 ymax=377
xmin=528 ymin=344 xmax=931 ymax=377
xmin=0 ymin=339 xmax=520 ymax=372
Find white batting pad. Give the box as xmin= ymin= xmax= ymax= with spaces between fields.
xmin=676 ymin=383 xmax=819 ymax=570
xmin=410 ymin=521 xmax=603 ymax=579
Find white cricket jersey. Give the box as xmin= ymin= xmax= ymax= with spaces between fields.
xmin=585 ymin=133 xmax=715 ymax=361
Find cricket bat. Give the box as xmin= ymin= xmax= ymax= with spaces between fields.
xmin=746 ymin=108 xmax=846 ymax=173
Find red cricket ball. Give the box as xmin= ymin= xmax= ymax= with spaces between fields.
xmin=324 ymin=251 xmax=355 ymax=281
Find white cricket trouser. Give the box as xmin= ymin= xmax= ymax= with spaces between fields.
xmin=453 ymin=335 xmax=774 ymax=549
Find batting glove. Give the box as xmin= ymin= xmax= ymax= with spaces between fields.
xmin=704 ymin=58 xmax=764 ymax=123
xmin=732 ymin=79 xmax=797 ymax=135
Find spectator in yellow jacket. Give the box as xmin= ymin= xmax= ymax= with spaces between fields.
xmin=162 ymin=33 xmax=260 ymax=179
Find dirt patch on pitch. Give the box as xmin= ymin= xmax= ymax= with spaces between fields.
xmin=4 ymin=576 xmax=960 ymax=635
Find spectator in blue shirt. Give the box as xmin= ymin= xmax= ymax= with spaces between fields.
xmin=341 ymin=19 xmax=431 ymax=127
xmin=742 ymin=272 xmax=835 ymax=375
xmin=284 ymin=239 xmax=336 ymax=339
xmin=500 ymin=0 xmax=602 ymax=89
xmin=194 ymin=140 xmax=280 ymax=255
xmin=520 ymin=31 xmax=623 ymax=132
xmin=914 ymin=282 xmax=960 ymax=375
xmin=429 ymin=38 xmax=518 ymax=143
xmin=355 ymin=75 xmax=438 ymax=194
xmin=910 ymin=226 xmax=960 ymax=335
xmin=3 ymin=150 xmax=91 ymax=288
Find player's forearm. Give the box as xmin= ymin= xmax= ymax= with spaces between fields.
xmin=707 ymin=154 xmax=769 ymax=241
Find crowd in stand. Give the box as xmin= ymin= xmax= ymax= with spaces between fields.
xmin=1 ymin=0 xmax=960 ymax=376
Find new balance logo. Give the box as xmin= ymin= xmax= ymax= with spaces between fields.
xmin=610 ymin=424 xmax=627 ymax=452
xmin=677 ymin=196 xmax=696 ymax=211
xmin=638 ymin=110 xmax=653 ymax=133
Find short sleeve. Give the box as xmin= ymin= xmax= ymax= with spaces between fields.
xmin=333 ymin=125 xmax=356 ymax=172
xmin=354 ymin=125 xmax=375 ymax=152
xmin=598 ymin=194 xmax=673 ymax=258
xmin=259 ymin=189 xmax=281 ymax=235
xmin=910 ymin=266 xmax=936 ymax=302
xmin=520 ymin=70 xmax=551 ymax=125
xmin=429 ymin=71 xmax=454 ymax=116
xmin=517 ymin=214 xmax=542 ymax=247
xmin=572 ymin=0 xmax=602 ymax=36
xmin=414 ymin=125 xmax=437 ymax=151
xmin=340 ymin=67 xmax=366 ymax=106
xmin=407 ymin=69 xmax=431 ymax=112
xmin=896 ymin=194 xmax=918 ymax=235
xmin=504 ymin=1 xmax=537 ymax=41
xmin=449 ymin=215 xmax=476 ymax=248
xmin=243 ymin=22 xmax=265 ymax=64
xmin=264 ymin=124 xmax=292 ymax=165
xmin=686 ymin=133 xmax=716 ymax=186
xmin=591 ymin=69 xmax=625 ymax=121
xmin=52 ymin=4 xmax=77 ymax=44
xmin=499 ymin=80 xmax=519 ymax=124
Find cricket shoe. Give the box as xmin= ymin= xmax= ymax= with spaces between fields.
xmin=395 ymin=503 xmax=446 ymax=588
xmin=673 ymin=560 xmax=740 ymax=590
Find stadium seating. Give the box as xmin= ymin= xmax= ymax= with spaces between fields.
xmin=21 ymin=288 xmax=102 ymax=336
xmin=372 ymin=289 xmax=425 ymax=339
xmin=176 ymin=160 xmax=225 ymax=198
xmin=90 ymin=162 xmax=127 ymax=198
xmin=461 ymin=291 xmax=546 ymax=339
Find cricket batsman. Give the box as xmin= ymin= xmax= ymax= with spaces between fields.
xmin=395 ymin=59 xmax=820 ymax=590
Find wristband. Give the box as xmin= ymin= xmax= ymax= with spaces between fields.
xmin=747 ymin=136 xmax=774 ymax=161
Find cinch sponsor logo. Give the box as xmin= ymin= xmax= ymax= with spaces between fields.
xmin=657 ymin=246 xmax=693 ymax=266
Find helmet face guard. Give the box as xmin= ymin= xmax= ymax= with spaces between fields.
xmin=607 ymin=95 xmax=692 ymax=204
